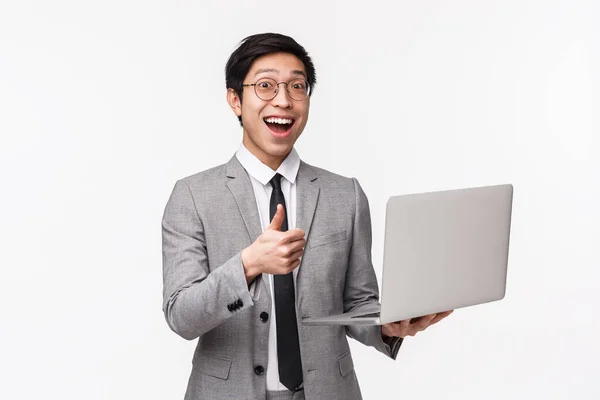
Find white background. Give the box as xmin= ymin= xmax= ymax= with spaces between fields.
xmin=1 ymin=1 xmax=598 ymax=399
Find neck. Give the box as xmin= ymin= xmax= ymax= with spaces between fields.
xmin=242 ymin=132 xmax=287 ymax=171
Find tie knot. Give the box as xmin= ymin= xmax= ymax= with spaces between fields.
xmin=270 ymin=173 xmax=283 ymax=190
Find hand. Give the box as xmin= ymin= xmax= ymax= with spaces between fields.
xmin=241 ymin=204 xmax=306 ymax=284
xmin=381 ymin=310 xmax=454 ymax=339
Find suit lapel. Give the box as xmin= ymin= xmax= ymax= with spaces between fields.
xmin=225 ymin=155 xmax=272 ymax=301
xmin=225 ymin=156 xmax=320 ymax=299
xmin=225 ymin=156 xmax=263 ymax=244
xmin=295 ymin=161 xmax=320 ymax=281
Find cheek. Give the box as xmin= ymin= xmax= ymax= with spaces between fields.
xmin=241 ymin=102 xmax=264 ymax=126
xmin=298 ymin=103 xmax=310 ymax=123
xmin=296 ymin=111 xmax=309 ymax=131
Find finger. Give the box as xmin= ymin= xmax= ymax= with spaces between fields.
xmin=425 ymin=313 xmax=437 ymax=325
xmin=399 ymin=319 xmax=411 ymax=337
xmin=267 ymin=204 xmax=285 ymax=231
xmin=286 ymin=238 xmax=306 ymax=253
xmin=281 ymin=228 xmax=306 ymax=242
xmin=382 ymin=323 xmax=403 ymax=338
xmin=407 ymin=326 xmax=420 ymax=336
xmin=279 ymin=241 xmax=304 ymax=258
xmin=382 ymin=324 xmax=399 ymax=338
xmin=394 ymin=322 xmax=415 ymax=337
xmin=282 ymin=258 xmax=301 ymax=274
xmin=392 ymin=320 xmax=418 ymax=338
xmin=288 ymin=248 xmax=304 ymax=262
xmin=430 ymin=310 xmax=453 ymax=326
xmin=415 ymin=314 xmax=437 ymax=331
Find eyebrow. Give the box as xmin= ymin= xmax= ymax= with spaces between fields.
xmin=253 ymin=68 xmax=307 ymax=78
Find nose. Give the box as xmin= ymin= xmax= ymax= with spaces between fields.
xmin=271 ymin=83 xmax=292 ymax=108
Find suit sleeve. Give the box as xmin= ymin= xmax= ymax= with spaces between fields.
xmin=343 ymin=177 xmax=403 ymax=359
xmin=161 ymin=179 xmax=255 ymax=340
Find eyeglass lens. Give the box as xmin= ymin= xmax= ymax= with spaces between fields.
xmin=254 ymin=78 xmax=309 ymax=101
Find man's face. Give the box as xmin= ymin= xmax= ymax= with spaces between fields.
xmin=228 ymin=52 xmax=310 ymax=169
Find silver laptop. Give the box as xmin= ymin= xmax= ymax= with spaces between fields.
xmin=302 ymin=184 xmax=513 ymax=326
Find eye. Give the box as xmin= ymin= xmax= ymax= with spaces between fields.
xmin=256 ymin=79 xmax=275 ymax=89
xmin=288 ymin=79 xmax=308 ymax=94
xmin=291 ymin=82 xmax=306 ymax=90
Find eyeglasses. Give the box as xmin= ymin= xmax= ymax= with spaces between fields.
xmin=242 ymin=77 xmax=311 ymax=101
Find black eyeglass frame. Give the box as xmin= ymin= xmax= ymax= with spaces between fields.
xmin=242 ymin=77 xmax=311 ymax=101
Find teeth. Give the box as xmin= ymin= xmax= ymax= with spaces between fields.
xmin=264 ymin=117 xmax=293 ymax=125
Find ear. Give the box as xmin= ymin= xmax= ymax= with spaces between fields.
xmin=227 ymin=88 xmax=242 ymax=117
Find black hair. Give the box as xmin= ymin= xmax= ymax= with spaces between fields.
xmin=225 ymin=33 xmax=317 ymax=126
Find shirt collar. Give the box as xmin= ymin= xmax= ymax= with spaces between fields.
xmin=235 ymin=143 xmax=300 ymax=186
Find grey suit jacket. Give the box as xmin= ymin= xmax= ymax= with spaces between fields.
xmin=162 ymin=155 xmax=401 ymax=400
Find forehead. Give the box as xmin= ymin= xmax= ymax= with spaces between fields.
xmin=246 ymin=52 xmax=306 ymax=78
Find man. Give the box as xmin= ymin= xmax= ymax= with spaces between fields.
xmin=162 ymin=33 xmax=452 ymax=400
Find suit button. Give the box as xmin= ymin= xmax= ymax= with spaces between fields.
xmin=254 ymin=365 xmax=265 ymax=375
xmin=260 ymin=312 xmax=269 ymax=322
xmin=236 ymin=299 xmax=244 ymax=307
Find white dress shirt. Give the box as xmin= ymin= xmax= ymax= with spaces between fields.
xmin=235 ymin=143 xmax=301 ymax=391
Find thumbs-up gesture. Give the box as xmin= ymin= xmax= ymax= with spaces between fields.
xmin=267 ymin=203 xmax=287 ymax=231
xmin=241 ymin=204 xmax=306 ymax=285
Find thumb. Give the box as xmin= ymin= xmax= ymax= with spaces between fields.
xmin=267 ymin=204 xmax=284 ymax=231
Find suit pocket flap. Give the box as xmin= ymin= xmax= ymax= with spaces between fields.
xmin=309 ymin=230 xmax=347 ymax=249
xmin=338 ymin=351 xmax=354 ymax=377
xmin=194 ymin=355 xmax=232 ymax=380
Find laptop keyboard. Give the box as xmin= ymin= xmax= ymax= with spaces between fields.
xmin=351 ymin=312 xmax=380 ymax=318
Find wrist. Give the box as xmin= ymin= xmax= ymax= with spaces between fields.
xmin=381 ymin=328 xmax=390 ymax=340
xmin=381 ymin=330 xmax=397 ymax=345
xmin=381 ymin=326 xmax=397 ymax=341
xmin=241 ymin=247 xmax=260 ymax=285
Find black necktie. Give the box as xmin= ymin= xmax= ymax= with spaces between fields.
xmin=269 ymin=173 xmax=303 ymax=391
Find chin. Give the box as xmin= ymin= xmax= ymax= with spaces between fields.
xmin=264 ymin=142 xmax=294 ymax=157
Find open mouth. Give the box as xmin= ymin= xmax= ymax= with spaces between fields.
xmin=264 ymin=117 xmax=295 ymax=135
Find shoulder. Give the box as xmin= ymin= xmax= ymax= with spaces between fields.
xmin=166 ymin=159 xmax=233 ymax=208
xmin=176 ymin=162 xmax=228 ymax=189
xmin=300 ymin=161 xmax=362 ymax=193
